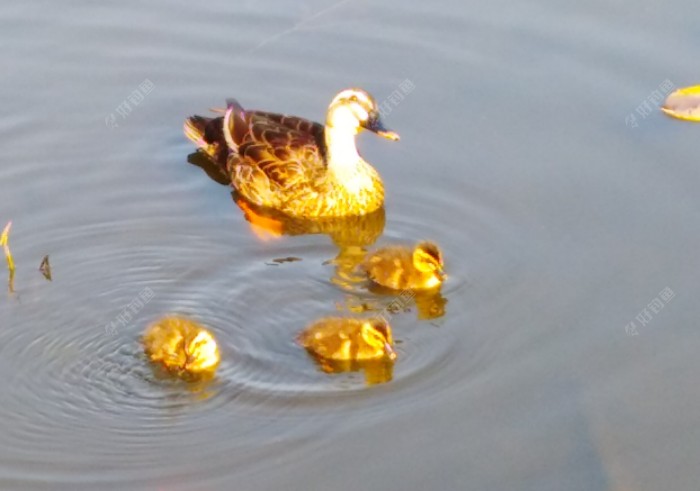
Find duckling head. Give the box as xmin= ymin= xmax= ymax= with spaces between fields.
xmin=183 ymin=330 xmax=220 ymax=373
xmin=326 ymin=88 xmax=400 ymax=141
xmin=413 ymin=242 xmax=446 ymax=286
xmin=360 ymin=319 xmax=397 ymax=361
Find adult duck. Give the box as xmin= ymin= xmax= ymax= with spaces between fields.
xmin=184 ymin=88 xmax=399 ymax=218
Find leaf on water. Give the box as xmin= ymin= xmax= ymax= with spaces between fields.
xmin=1 ymin=221 xmax=14 ymax=272
xmin=661 ymin=85 xmax=700 ymax=122
xmin=2 ymin=221 xmax=14 ymax=294
xmin=39 ymin=255 xmax=52 ymax=281
xmin=0 ymin=221 xmax=10 ymax=247
xmin=272 ymin=256 xmax=302 ymax=264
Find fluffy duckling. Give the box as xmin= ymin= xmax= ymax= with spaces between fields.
xmin=142 ymin=316 xmax=220 ymax=376
xmin=184 ymin=88 xmax=400 ymax=218
xmin=361 ymin=241 xmax=445 ymax=291
xmin=297 ymin=317 xmax=397 ymax=363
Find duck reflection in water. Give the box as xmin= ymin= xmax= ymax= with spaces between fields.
xmin=297 ymin=317 xmax=396 ymax=385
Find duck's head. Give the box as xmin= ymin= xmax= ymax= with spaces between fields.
xmin=183 ymin=329 xmax=221 ymax=373
xmin=326 ymin=88 xmax=400 ymax=141
xmin=360 ymin=319 xmax=397 ymax=360
xmin=412 ymin=242 xmax=446 ymax=286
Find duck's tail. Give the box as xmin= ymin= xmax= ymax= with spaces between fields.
xmin=184 ymin=114 xmax=227 ymax=165
xmin=184 ymin=115 xmax=212 ymax=150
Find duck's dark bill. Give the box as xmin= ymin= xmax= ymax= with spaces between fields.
xmin=364 ymin=114 xmax=400 ymax=141
xmin=377 ymin=129 xmax=400 ymax=141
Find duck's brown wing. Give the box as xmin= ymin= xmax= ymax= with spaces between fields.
xmin=186 ymin=99 xmax=329 ymax=208
xmin=186 ymin=97 xmax=326 ymax=157
xmin=222 ymin=99 xmax=325 ymax=151
xmin=228 ymin=110 xmax=328 ymax=207
xmin=249 ymin=111 xmax=325 ymax=147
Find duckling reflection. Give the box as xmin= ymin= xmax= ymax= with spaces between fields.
xmin=297 ymin=317 xmax=396 ymax=385
xmin=142 ymin=316 xmax=220 ymax=380
xmin=413 ymin=290 xmax=448 ymax=320
xmin=337 ymin=287 xmax=448 ymax=321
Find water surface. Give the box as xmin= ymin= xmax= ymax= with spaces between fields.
xmin=1 ymin=0 xmax=699 ymax=489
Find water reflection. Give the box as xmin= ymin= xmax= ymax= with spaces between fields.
xmin=233 ymin=195 xmax=450 ymax=320
xmin=337 ymin=286 xmax=448 ymax=321
xmin=367 ymin=282 xmax=448 ymax=321
xmin=187 ymin=150 xmax=229 ymax=186
xmin=413 ymin=290 xmax=448 ymax=320
xmin=233 ymin=193 xmax=386 ymax=247
xmin=145 ymin=361 xmax=219 ymax=400
xmin=305 ymin=356 xmax=395 ymax=385
xmin=187 ymin=148 xmax=443 ymax=400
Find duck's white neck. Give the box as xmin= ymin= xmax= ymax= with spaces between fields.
xmin=325 ymin=105 xmax=362 ymax=171
xmin=325 ymin=125 xmax=361 ymax=170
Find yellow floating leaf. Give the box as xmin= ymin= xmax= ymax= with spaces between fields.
xmin=1 ymin=221 xmax=14 ymax=272
xmin=661 ymin=85 xmax=700 ymax=122
xmin=2 ymin=221 xmax=14 ymax=293
xmin=0 ymin=221 xmax=10 ymax=247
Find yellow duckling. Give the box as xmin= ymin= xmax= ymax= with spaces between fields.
xmin=361 ymin=241 xmax=446 ymax=291
xmin=184 ymin=88 xmax=400 ymax=218
xmin=142 ymin=316 xmax=220 ymax=377
xmin=297 ymin=317 xmax=397 ymax=363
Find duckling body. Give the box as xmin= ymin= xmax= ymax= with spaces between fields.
xmin=362 ymin=242 xmax=445 ymax=291
xmin=142 ymin=316 xmax=220 ymax=375
xmin=184 ymin=88 xmax=399 ymax=218
xmin=297 ymin=317 xmax=396 ymax=363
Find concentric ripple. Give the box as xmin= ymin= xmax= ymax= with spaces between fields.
xmin=0 ymin=125 xmax=538 ymax=485
xmin=0 ymin=0 xmax=556 ymax=488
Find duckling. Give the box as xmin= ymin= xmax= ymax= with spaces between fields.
xmin=361 ymin=241 xmax=445 ymax=291
xmin=297 ymin=317 xmax=396 ymax=363
xmin=142 ymin=316 xmax=220 ymax=376
xmin=184 ymin=88 xmax=400 ymax=218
